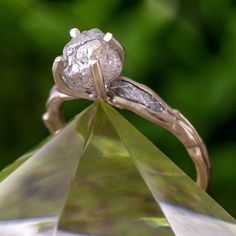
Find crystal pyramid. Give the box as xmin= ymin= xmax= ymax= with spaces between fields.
xmin=0 ymin=101 xmax=236 ymax=236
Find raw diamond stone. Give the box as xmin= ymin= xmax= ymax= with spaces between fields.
xmin=62 ymin=29 xmax=123 ymax=93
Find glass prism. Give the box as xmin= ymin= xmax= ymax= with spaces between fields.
xmin=0 ymin=101 xmax=235 ymax=236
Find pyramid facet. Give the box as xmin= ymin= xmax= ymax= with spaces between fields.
xmin=59 ymin=102 xmax=174 ymax=236
xmin=0 ymin=101 xmax=235 ymax=236
xmin=0 ymin=105 xmax=97 ymax=235
xmin=101 ymin=102 xmax=236 ymax=236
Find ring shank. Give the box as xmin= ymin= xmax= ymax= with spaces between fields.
xmin=43 ymin=86 xmax=75 ymax=133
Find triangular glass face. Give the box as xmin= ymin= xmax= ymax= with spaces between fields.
xmin=0 ymin=101 xmax=236 ymax=236
xmin=58 ymin=102 xmax=174 ymax=236
xmin=0 ymin=105 xmax=97 ymax=236
xmin=100 ymin=102 xmax=236 ymax=236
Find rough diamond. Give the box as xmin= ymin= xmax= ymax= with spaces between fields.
xmin=62 ymin=29 xmax=123 ymax=93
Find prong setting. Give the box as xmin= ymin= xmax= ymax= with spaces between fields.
xmin=61 ymin=28 xmax=124 ymax=95
xmin=90 ymin=61 xmax=107 ymax=99
xmin=52 ymin=56 xmax=96 ymax=100
xmin=103 ymin=32 xmax=125 ymax=62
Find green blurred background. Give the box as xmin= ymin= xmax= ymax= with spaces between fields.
xmin=0 ymin=0 xmax=236 ymax=217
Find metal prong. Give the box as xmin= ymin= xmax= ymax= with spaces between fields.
xmin=103 ymin=32 xmax=113 ymax=42
xmin=52 ymin=56 xmax=98 ymax=100
xmin=52 ymin=56 xmax=76 ymax=96
xmin=103 ymin=32 xmax=125 ymax=63
xmin=90 ymin=61 xmax=107 ymax=99
xmin=52 ymin=56 xmax=82 ymax=97
xmin=43 ymin=86 xmax=75 ymax=134
xmin=70 ymin=28 xmax=80 ymax=38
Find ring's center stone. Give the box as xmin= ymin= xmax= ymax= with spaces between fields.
xmin=62 ymin=29 xmax=123 ymax=93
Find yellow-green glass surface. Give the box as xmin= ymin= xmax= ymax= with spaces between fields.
xmin=100 ymin=102 xmax=236 ymax=235
xmin=0 ymin=102 xmax=235 ymax=236
xmin=59 ymin=102 xmax=173 ymax=236
xmin=0 ymin=105 xmax=97 ymax=235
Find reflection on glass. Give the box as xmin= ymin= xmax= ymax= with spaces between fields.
xmin=0 ymin=102 xmax=235 ymax=235
xmin=0 ymin=105 xmax=97 ymax=236
xmin=59 ymin=102 xmax=173 ymax=236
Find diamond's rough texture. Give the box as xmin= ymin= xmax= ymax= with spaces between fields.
xmin=62 ymin=29 xmax=123 ymax=93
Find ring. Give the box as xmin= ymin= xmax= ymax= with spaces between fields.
xmin=43 ymin=28 xmax=211 ymax=190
